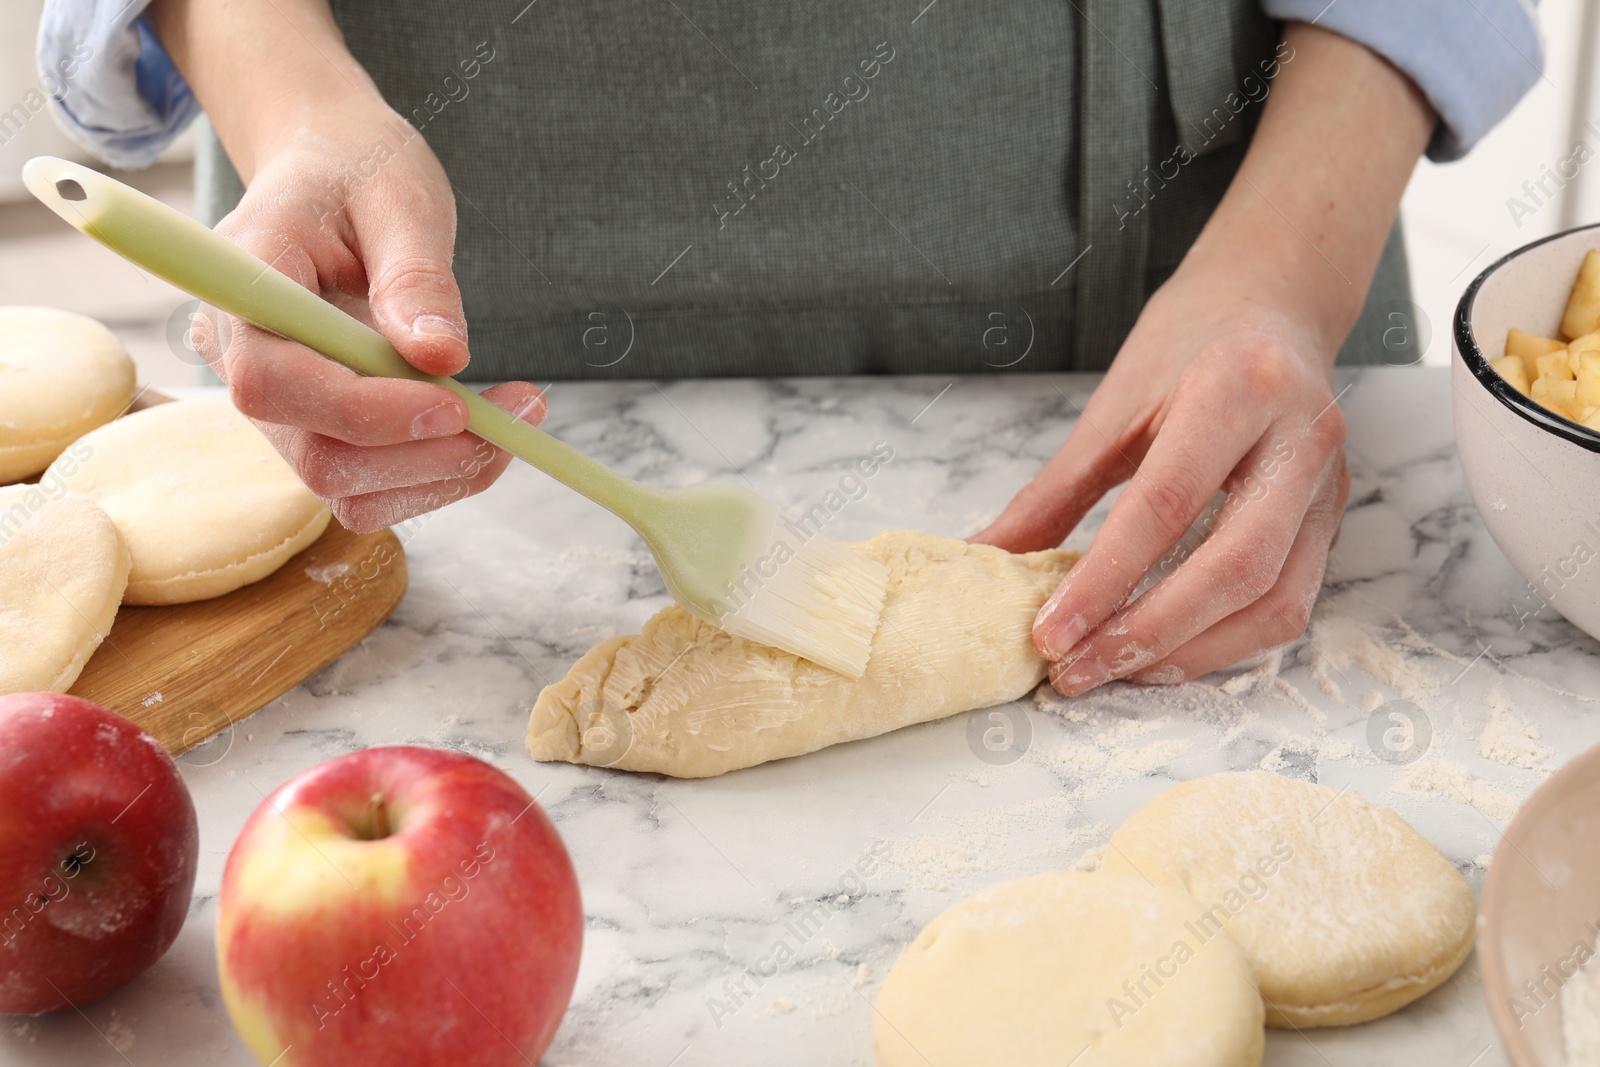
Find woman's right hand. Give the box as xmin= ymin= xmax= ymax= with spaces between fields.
xmin=193 ymin=108 xmax=545 ymax=533
xmin=148 ymin=0 xmax=542 ymax=533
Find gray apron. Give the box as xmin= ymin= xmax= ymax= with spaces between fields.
xmin=196 ymin=0 xmax=1413 ymax=380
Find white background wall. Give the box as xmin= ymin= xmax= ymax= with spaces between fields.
xmin=1403 ymin=0 xmax=1600 ymax=365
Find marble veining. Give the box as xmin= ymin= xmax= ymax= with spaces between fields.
xmin=6 ymin=368 xmax=1597 ymax=1067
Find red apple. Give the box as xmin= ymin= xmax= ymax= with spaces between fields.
xmin=218 ymin=745 xmax=582 ymax=1067
xmin=0 ymin=692 xmax=199 ymax=1014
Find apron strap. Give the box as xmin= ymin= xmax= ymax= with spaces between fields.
xmin=1073 ymin=0 xmax=1160 ymax=370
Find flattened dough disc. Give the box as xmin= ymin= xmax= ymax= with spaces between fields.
xmin=873 ymin=871 xmax=1264 ymax=1067
xmin=47 ymin=396 xmax=331 ymax=605
xmin=1102 ymin=770 xmax=1476 ymax=1027
xmin=527 ymin=530 xmax=1077 ymax=777
xmin=0 ymin=486 xmax=129 ymax=693
xmin=0 ymin=306 xmax=136 ymax=483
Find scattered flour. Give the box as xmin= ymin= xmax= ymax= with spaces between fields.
xmin=1398 ymin=757 xmax=1525 ymax=823
xmin=769 ymin=997 xmax=796 ymax=1015
xmin=1039 ymin=737 xmax=1190 ymax=799
xmin=1479 ymin=690 xmax=1551 ymax=770
xmin=1309 ymin=615 xmax=1442 ymax=708
xmin=1360 ymin=690 xmax=1386 ymax=715
xmin=304 ymin=562 xmax=349 ymax=584
xmin=1219 ymin=649 xmax=1282 ymax=697
xmin=884 ymin=835 xmax=985 ymax=892
xmin=850 ymin=962 xmax=874 ymax=989
xmin=1567 ymin=955 xmax=1600 ymax=1066
xmin=1318 ymin=737 xmax=1356 ymax=761
xmin=102 ymin=1012 xmax=134 ymax=1053
xmin=1271 ymin=676 xmax=1327 ymax=726
xmin=884 ymin=792 xmax=1109 ymax=892
xmin=1073 ymin=845 xmax=1105 ymax=872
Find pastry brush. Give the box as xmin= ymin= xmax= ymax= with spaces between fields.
xmin=24 ymin=156 xmax=888 ymax=677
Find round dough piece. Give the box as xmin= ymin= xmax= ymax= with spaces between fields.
xmin=47 ymin=397 xmax=331 ymax=605
xmin=1101 ymin=770 xmax=1475 ymax=1028
xmin=873 ymin=872 xmax=1264 ymax=1067
xmin=0 ymin=306 xmax=136 ymax=483
xmin=0 ymin=486 xmax=129 ymax=692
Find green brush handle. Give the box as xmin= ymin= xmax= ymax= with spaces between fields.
xmin=21 ymin=156 xmax=654 ymax=525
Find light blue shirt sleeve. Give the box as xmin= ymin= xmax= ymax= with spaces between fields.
xmin=36 ymin=0 xmax=201 ymax=169
xmin=1261 ymin=0 xmax=1545 ymax=162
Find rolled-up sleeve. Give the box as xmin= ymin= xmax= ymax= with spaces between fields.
xmin=1261 ymin=0 xmax=1544 ymax=162
xmin=37 ymin=0 xmax=201 ymax=169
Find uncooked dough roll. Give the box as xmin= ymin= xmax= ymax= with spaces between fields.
xmin=0 ymin=306 xmax=136 ymax=483
xmin=1101 ymin=770 xmax=1476 ymax=1028
xmin=874 ymin=871 xmax=1264 ymax=1067
xmin=527 ymin=530 xmax=1076 ymax=777
xmin=47 ymin=397 xmax=331 ymax=605
xmin=0 ymin=486 xmax=129 ymax=693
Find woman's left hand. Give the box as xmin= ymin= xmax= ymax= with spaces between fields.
xmin=972 ymin=19 xmax=1435 ymax=695
xmin=971 ymin=267 xmax=1350 ymax=694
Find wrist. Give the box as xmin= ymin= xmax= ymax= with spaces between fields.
xmin=148 ymin=0 xmax=389 ymax=181
xmin=1176 ymin=208 xmax=1363 ymax=363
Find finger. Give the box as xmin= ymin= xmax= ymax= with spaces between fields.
xmin=1031 ymin=379 xmax=1273 ymax=662
xmin=479 ymin=380 xmax=548 ymax=425
xmin=1045 ymin=430 xmax=1331 ymax=694
xmin=1116 ymin=461 xmax=1349 ymax=687
xmin=332 ymin=465 xmax=505 ymax=533
xmin=355 ymin=176 xmax=470 ymax=377
xmin=970 ymin=394 xmax=1147 ymax=552
xmin=223 ymin=324 xmax=469 ymax=445
xmin=214 ymin=223 xmax=471 ymax=446
xmin=259 ymin=382 xmax=545 ymax=499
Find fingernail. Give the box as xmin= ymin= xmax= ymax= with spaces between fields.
xmin=509 ymin=388 xmax=545 ymax=422
xmin=1052 ymin=658 xmax=1109 ymax=696
xmin=410 ymin=401 xmax=464 ymax=439
xmin=1038 ymin=613 xmax=1089 ymax=661
xmin=411 ymin=313 xmax=465 ymax=342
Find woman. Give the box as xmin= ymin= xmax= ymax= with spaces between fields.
xmin=40 ymin=0 xmax=1540 ymax=693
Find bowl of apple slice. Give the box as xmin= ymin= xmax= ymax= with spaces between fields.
xmin=1453 ymin=223 xmax=1600 ymax=643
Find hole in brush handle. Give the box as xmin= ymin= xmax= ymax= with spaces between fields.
xmin=55 ymin=179 xmax=86 ymax=202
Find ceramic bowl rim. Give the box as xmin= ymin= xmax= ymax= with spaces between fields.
xmin=1454 ymin=221 xmax=1600 ymax=454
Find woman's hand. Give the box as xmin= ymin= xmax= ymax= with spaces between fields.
xmin=151 ymin=0 xmax=542 ymax=533
xmin=973 ymin=277 xmax=1349 ymax=692
xmin=974 ymin=21 xmax=1435 ymax=693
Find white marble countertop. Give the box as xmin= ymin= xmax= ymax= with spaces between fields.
xmin=8 ymin=368 xmax=1598 ymax=1067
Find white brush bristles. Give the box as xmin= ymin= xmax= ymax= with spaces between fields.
xmin=718 ymin=522 xmax=889 ymax=678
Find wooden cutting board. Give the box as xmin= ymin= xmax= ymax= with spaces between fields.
xmin=64 ymin=390 xmax=408 ymax=756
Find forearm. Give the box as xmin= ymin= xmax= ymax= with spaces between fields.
xmin=146 ymin=0 xmax=386 ymax=182
xmin=1180 ymin=21 xmax=1435 ymax=360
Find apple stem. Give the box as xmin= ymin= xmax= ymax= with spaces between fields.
xmin=368 ymin=793 xmax=390 ymax=840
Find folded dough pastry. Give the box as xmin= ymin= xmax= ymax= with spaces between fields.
xmin=527 ymin=529 xmax=1077 ymax=777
